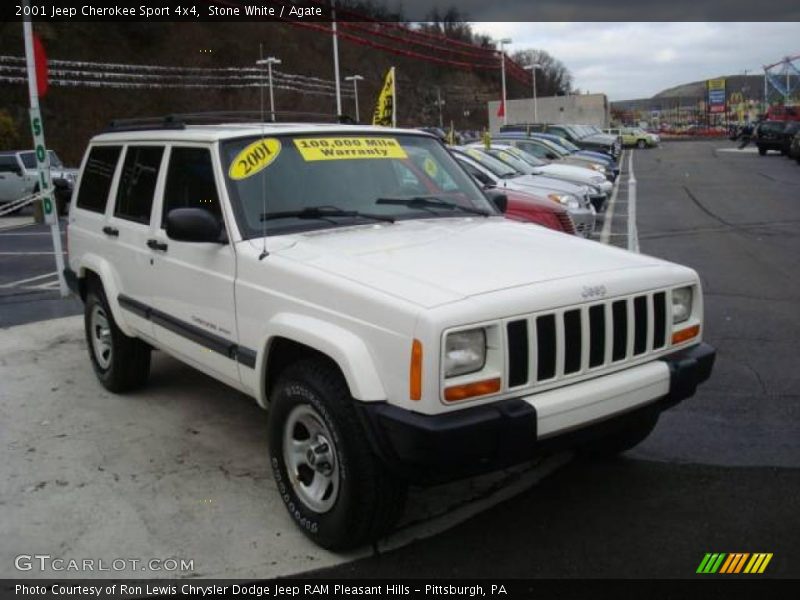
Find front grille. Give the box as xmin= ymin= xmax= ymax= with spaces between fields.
xmin=556 ymin=212 xmax=576 ymax=235
xmin=506 ymin=291 xmax=669 ymax=388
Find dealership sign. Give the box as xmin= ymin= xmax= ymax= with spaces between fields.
xmin=707 ymin=78 xmax=726 ymax=114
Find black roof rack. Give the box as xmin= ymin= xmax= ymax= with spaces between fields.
xmin=105 ymin=111 xmax=356 ymax=132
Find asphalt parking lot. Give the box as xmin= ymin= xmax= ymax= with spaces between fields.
xmin=2 ymin=140 xmax=799 ymax=579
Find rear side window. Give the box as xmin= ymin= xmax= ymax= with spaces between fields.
xmin=76 ymin=146 xmax=122 ymax=213
xmin=162 ymin=147 xmax=221 ymax=227
xmin=114 ymin=146 xmax=164 ymax=224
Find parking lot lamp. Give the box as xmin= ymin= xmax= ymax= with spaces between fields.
xmin=345 ymin=74 xmax=364 ymax=122
xmin=256 ymin=56 xmax=282 ymax=121
xmin=524 ymin=63 xmax=542 ymax=122
xmin=498 ymin=38 xmax=512 ymax=125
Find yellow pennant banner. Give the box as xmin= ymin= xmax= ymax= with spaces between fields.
xmin=372 ymin=67 xmax=395 ymax=127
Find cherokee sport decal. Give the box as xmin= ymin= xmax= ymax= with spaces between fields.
xmin=293 ymin=137 xmax=408 ymax=161
xmin=228 ymin=138 xmax=281 ymax=180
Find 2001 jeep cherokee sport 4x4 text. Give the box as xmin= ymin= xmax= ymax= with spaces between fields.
xmin=64 ymin=122 xmax=715 ymax=550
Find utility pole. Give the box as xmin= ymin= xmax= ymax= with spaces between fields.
xmin=256 ymin=56 xmax=281 ymax=121
xmin=524 ymin=63 xmax=541 ymax=122
xmin=436 ymin=87 xmax=444 ymax=129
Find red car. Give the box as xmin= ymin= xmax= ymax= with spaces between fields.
xmin=486 ymin=187 xmax=576 ymax=235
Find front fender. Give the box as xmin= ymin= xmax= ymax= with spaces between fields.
xmin=257 ymin=313 xmax=387 ymax=407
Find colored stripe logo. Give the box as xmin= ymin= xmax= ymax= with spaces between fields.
xmin=697 ymin=553 xmax=773 ymax=574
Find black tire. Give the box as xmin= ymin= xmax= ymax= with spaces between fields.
xmin=268 ymin=357 xmax=407 ymax=550
xmin=637 ymin=139 xmax=646 ymax=149
xmin=758 ymin=146 xmax=767 ymax=156
xmin=84 ymin=283 xmax=151 ymax=393
xmin=579 ymin=412 xmax=659 ymax=458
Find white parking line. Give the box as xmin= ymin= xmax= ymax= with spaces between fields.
xmin=0 ymin=251 xmax=66 ymax=255
xmin=0 ymin=271 xmax=58 ymax=288
xmin=627 ymin=151 xmax=639 ymax=253
xmin=600 ymin=150 xmax=625 ymax=244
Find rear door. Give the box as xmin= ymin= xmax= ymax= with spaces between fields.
xmin=106 ymin=144 xmax=166 ymax=338
xmin=148 ymin=145 xmax=240 ymax=385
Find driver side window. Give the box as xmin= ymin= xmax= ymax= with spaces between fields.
xmin=162 ymin=147 xmax=221 ymax=228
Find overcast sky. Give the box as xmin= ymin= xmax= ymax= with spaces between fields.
xmin=472 ymin=22 xmax=800 ymax=101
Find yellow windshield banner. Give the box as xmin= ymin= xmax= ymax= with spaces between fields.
xmin=372 ymin=67 xmax=395 ymax=127
xmin=293 ymin=137 xmax=407 ymax=161
xmin=229 ymin=138 xmax=281 ymax=180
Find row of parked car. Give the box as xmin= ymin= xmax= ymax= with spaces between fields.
xmin=444 ymin=124 xmax=624 ymax=238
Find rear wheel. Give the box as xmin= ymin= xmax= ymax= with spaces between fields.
xmin=268 ymin=357 xmax=407 ymax=550
xmin=636 ymin=139 xmax=646 ymax=149
xmin=758 ymin=146 xmax=767 ymax=156
xmin=84 ymin=283 xmax=151 ymax=392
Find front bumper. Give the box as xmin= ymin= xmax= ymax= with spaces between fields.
xmin=569 ymin=206 xmax=596 ymax=237
xmin=357 ymin=343 xmax=715 ymax=484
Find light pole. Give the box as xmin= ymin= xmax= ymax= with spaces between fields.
xmin=498 ymin=38 xmax=511 ymax=125
xmin=524 ymin=63 xmax=541 ymax=123
xmin=256 ymin=56 xmax=281 ymax=121
xmin=331 ymin=0 xmax=342 ymax=117
xmin=345 ymin=74 xmax=364 ymax=122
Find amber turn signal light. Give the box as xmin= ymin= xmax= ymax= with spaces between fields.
xmin=410 ymin=339 xmax=423 ymax=401
xmin=444 ymin=377 xmax=501 ymax=402
xmin=672 ymin=324 xmax=700 ymax=345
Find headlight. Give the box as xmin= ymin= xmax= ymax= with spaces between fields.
xmin=591 ymin=175 xmax=606 ymax=184
xmin=588 ymin=163 xmax=606 ymax=173
xmin=672 ymin=287 xmax=693 ymax=323
xmin=548 ymin=194 xmax=580 ymax=210
xmin=444 ymin=329 xmax=486 ymax=377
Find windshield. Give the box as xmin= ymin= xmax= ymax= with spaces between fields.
xmin=497 ymin=145 xmax=547 ymax=167
xmin=548 ymin=136 xmax=578 ymax=152
xmin=487 ymin=149 xmax=537 ymax=174
xmin=221 ymin=133 xmax=494 ymax=237
xmin=19 ymin=150 xmax=63 ymax=169
xmin=457 ymin=147 xmax=518 ymax=178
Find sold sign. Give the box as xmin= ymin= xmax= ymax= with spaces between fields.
xmin=28 ymin=107 xmax=55 ymax=224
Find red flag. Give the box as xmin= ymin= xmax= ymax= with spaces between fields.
xmin=33 ymin=33 xmax=48 ymax=97
xmin=496 ymin=99 xmax=505 ymax=118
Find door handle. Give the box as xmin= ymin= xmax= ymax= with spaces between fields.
xmin=147 ymin=239 xmax=168 ymax=252
xmin=102 ymin=226 xmax=119 ymax=237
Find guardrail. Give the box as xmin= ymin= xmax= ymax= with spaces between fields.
xmin=0 ymin=190 xmax=47 ymax=217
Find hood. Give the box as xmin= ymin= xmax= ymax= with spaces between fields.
xmin=534 ymin=164 xmax=607 ymax=186
xmin=270 ymin=218 xmax=670 ymax=308
xmin=583 ymin=133 xmax=617 ymax=146
xmin=501 ymin=174 xmax=587 ymax=197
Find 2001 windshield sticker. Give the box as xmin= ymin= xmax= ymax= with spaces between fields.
xmin=294 ymin=137 xmax=408 ymax=161
xmin=229 ymin=138 xmax=282 ymax=180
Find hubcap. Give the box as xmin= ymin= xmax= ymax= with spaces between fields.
xmin=283 ymin=404 xmax=340 ymax=513
xmin=90 ymin=304 xmax=113 ymax=370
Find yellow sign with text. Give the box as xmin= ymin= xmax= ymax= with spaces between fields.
xmin=293 ymin=137 xmax=407 ymax=161
xmin=229 ymin=138 xmax=281 ymax=180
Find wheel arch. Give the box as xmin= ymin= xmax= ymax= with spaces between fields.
xmin=256 ymin=313 xmax=387 ymax=408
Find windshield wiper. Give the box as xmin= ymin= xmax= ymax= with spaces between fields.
xmin=261 ymin=206 xmax=395 ymax=223
xmin=376 ymin=196 xmax=491 ymax=217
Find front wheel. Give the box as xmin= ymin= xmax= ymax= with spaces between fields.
xmin=758 ymin=146 xmax=767 ymax=156
xmin=637 ymin=139 xmax=646 ymax=149
xmin=268 ymin=358 xmax=406 ymax=550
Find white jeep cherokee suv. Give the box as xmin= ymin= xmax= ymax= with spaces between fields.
xmin=65 ymin=121 xmax=715 ymax=550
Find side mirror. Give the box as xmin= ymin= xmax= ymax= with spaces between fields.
xmin=12 ymin=166 xmax=23 ymax=177
xmin=485 ymin=190 xmax=508 ymax=213
xmin=546 ymin=153 xmax=558 ymax=160
xmin=166 ymin=208 xmax=224 ymax=243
